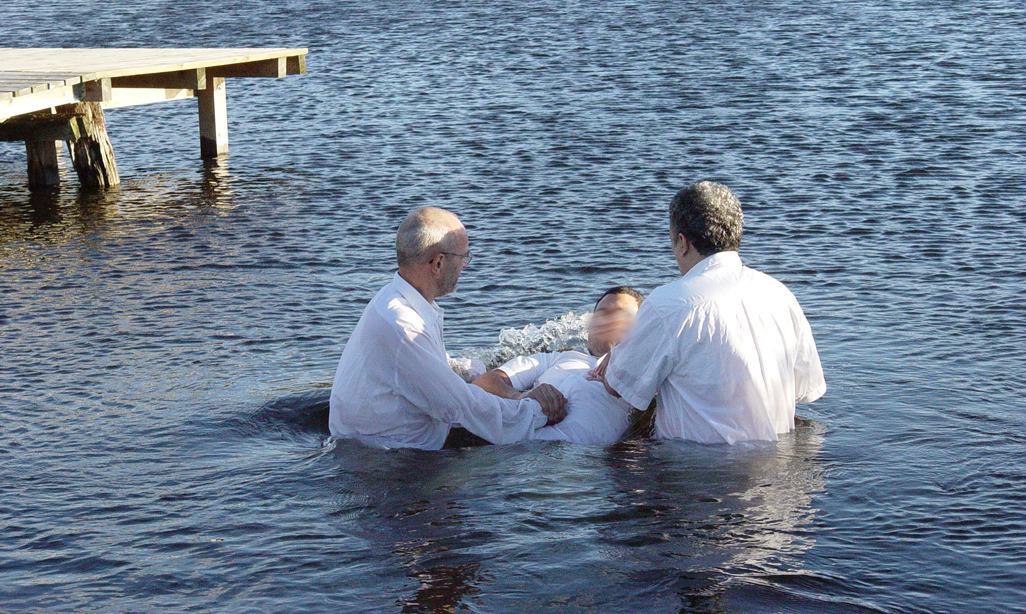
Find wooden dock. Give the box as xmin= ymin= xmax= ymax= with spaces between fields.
xmin=0 ymin=48 xmax=307 ymax=190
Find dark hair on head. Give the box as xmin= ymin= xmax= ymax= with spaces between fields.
xmin=669 ymin=180 xmax=743 ymax=255
xmin=594 ymin=286 xmax=645 ymax=310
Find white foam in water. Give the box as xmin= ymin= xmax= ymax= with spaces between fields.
xmin=458 ymin=312 xmax=591 ymax=370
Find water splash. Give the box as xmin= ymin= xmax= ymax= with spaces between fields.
xmin=458 ymin=312 xmax=591 ymax=370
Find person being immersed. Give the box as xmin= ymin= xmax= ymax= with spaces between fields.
xmin=589 ymin=181 xmax=826 ymax=444
xmin=328 ymin=206 xmax=568 ymax=450
xmin=471 ymin=286 xmax=645 ymax=445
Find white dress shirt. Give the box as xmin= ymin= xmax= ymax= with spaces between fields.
xmin=498 ymin=347 xmax=633 ymax=445
xmin=605 ymin=251 xmax=826 ymax=445
xmin=329 ymin=273 xmax=548 ymax=450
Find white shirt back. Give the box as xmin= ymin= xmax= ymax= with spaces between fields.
xmin=605 ymin=252 xmax=826 ymax=444
xmin=328 ymin=273 xmax=547 ymax=450
xmin=498 ymin=348 xmax=633 ymax=445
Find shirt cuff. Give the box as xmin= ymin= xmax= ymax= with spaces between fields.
xmin=798 ymin=379 xmax=827 ymax=404
xmin=605 ymin=369 xmax=651 ymax=411
xmin=527 ymin=398 xmax=548 ymax=430
xmin=497 ymin=367 xmax=527 ymax=392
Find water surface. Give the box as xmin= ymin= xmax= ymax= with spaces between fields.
xmin=2 ymin=1 xmax=1025 ymax=612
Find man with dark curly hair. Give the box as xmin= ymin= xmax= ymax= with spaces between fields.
xmin=590 ymin=181 xmax=826 ymax=444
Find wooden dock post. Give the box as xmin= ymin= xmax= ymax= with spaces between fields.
xmin=2 ymin=48 xmax=306 ymax=189
xmin=197 ymin=77 xmax=228 ymax=158
xmin=25 ymin=140 xmax=61 ymax=188
xmin=66 ymin=102 xmax=119 ymax=188
xmin=0 ymin=103 xmax=119 ymax=189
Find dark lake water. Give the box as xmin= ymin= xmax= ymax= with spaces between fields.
xmin=2 ymin=1 xmax=1025 ymax=612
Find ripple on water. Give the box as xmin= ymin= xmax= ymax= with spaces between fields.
xmin=2 ymin=0 xmax=1026 ymax=612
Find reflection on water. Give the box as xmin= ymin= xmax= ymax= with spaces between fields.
xmin=600 ymin=431 xmax=832 ymax=612
xmin=400 ymin=559 xmax=482 ymax=614
xmin=0 ymin=160 xmax=236 ymax=245
xmin=320 ymin=419 xmax=830 ymax=613
xmin=0 ymin=160 xmax=240 ymax=312
xmin=199 ymin=156 xmax=235 ymax=204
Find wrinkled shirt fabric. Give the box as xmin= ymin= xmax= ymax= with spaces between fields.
xmin=498 ymin=347 xmax=633 ymax=445
xmin=606 ymin=252 xmax=826 ymax=444
xmin=329 ymin=273 xmax=547 ymax=450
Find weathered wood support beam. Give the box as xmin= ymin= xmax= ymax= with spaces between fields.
xmin=26 ymin=140 xmax=61 ymax=189
xmin=104 ymin=87 xmax=194 ymax=110
xmin=111 ymin=69 xmax=206 ymax=90
xmin=1 ymin=103 xmax=119 ymax=189
xmin=286 ymin=55 xmax=306 ymax=76
xmin=0 ymin=110 xmax=76 ymax=142
xmin=65 ymin=102 xmax=119 ymax=188
xmin=208 ymin=58 xmax=286 ymax=79
xmin=197 ymin=77 xmax=228 ymax=158
xmin=75 ymin=78 xmax=112 ymax=103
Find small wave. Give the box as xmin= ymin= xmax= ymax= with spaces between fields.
xmin=224 ymin=389 xmax=331 ymax=438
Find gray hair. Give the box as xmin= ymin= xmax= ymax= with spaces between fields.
xmin=669 ymin=181 xmax=743 ymax=255
xmin=395 ymin=207 xmax=461 ymax=267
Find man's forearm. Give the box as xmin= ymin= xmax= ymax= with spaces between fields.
xmin=472 ymin=371 xmax=567 ymax=425
xmin=471 ymin=370 xmax=522 ymax=399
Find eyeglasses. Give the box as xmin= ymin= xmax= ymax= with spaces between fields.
xmin=441 ymin=251 xmax=473 ymax=265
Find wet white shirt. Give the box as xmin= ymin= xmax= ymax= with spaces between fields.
xmin=499 ymin=347 xmax=633 ymax=445
xmin=328 ymin=273 xmax=547 ymax=450
xmin=605 ymin=251 xmax=826 ymax=445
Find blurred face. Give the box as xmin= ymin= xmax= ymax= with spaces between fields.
xmin=437 ymin=228 xmax=469 ymax=297
xmin=587 ymin=292 xmax=641 ymax=356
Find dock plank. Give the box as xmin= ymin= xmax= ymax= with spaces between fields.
xmin=0 ymin=47 xmax=306 ymax=121
xmin=0 ymin=75 xmax=81 ymax=100
xmin=0 ymin=48 xmax=307 ymax=81
xmin=2 ymin=47 xmax=308 ymax=190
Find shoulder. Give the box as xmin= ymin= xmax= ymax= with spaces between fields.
xmin=643 ymin=279 xmax=692 ymax=310
xmin=500 ymin=351 xmax=555 ymax=370
xmin=738 ymin=266 xmax=814 ymax=332
xmin=641 ymin=278 xmax=710 ymax=321
xmin=369 ymin=283 xmax=428 ymax=337
xmin=741 ymin=265 xmax=802 ymax=306
xmin=645 ymin=280 xmax=679 ymax=304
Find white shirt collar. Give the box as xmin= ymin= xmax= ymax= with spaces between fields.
xmin=682 ymin=250 xmax=742 ymax=281
xmin=392 ymin=272 xmax=444 ymax=327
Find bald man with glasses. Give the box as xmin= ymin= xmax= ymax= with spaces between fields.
xmin=328 ymin=206 xmax=567 ymax=450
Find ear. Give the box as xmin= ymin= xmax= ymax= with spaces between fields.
xmin=428 ymin=253 xmax=445 ymax=275
xmin=673 ymin=232 xmax=690 ymax=255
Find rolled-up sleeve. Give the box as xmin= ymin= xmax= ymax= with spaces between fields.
xmin=793 ymin=309 xmax=826 ymax=403
xmin=395 ymin=330 xmax=547 ymax=443
xmin=497 ymin=352 xmax=558 ymax=391
xmin=605 ymin=303 xmax=675 ymax=411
